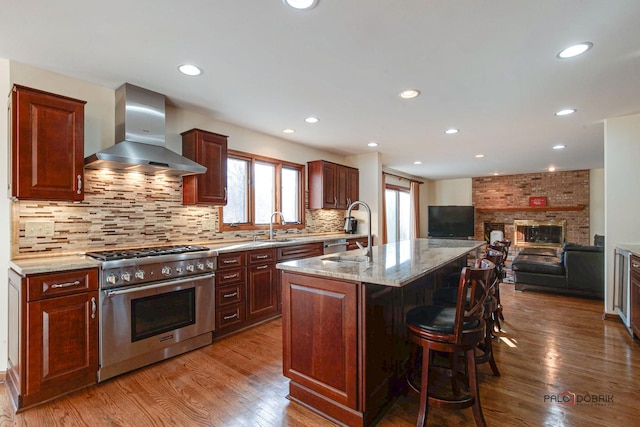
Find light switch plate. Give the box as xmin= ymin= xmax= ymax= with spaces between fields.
xmin=25 ymin=221 xmax=55 ymax=237
xmin=202 ymin=219 xmax=216 ymax=231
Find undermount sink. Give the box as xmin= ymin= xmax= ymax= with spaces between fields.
xmin=322 ymin=255 xmax=370 ymax=264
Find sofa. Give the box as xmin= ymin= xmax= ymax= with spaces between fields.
xmin=511 ymin=242 xmax=604 ymax=299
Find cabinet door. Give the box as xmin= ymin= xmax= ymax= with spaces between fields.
xmin=182 ymin=129 xmax=228 ymax=205
xmin=25 ymin=292 xmax=98 ymax=407
xmin=322 ymin=162 xmax=338 ymax=208
xmin=247 ymin=263 xmax=277 ymax=320
xmin=281 ymin=272 xmax=358 ymax=409
xmin=335 ymin=164 xmax=349 ymax=209
xmin=631 ymin=256 xmax=640 ymax=337
xmin=347 ymin=167 xmax=359 ymax=207
xmin=11 ymin=85 xmax=86 ymax=201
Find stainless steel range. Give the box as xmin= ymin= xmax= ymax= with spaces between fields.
xmin=86 ymin=245 xmax=216 ymax=382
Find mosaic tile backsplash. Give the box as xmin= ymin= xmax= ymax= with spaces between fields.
xmin=13 ymin=169 xmax=346 ymax=258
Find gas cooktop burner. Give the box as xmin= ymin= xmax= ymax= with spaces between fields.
xmin=86 ymin=245 xmax=210 ymax=261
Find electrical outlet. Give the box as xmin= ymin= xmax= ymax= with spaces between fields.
xmin=202 ymin=219 xmax=216 ymax=231
xmin=25 ymin=221 xmax=55 ymax=237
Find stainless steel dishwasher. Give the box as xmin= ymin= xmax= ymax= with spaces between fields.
xmin=323 ymin=239 xmax=347 ymax=254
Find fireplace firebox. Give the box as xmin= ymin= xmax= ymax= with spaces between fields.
xmin=514 ymin=220 xmax=566 ymax=247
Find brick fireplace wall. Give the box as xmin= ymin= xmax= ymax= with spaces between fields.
xmin=472 ymin=170 xmax=590 ymax=245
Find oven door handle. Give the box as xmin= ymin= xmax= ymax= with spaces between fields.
xmin=104 ymin=273 xmax=215 ymax=297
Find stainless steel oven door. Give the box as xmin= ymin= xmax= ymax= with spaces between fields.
xmin=99 ymin=273 xmax=215 ymax=380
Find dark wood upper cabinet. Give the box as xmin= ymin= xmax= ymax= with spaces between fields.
xmin=181 ymin=128 xmax=228 ymax=205
xmin=10 ymin=85 xmax=86 ymax=201
xmin=308 ymin=160 xmax=359 ymax=209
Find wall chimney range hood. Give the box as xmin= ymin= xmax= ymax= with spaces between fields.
xmin=84 ymin=83 xmax=207 ymax=176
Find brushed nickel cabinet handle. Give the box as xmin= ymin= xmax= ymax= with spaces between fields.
xmin=223 ymin=313 xmax=238 ymax=320
xmin=256 ymin=255 xmax=269 ymax=259
xmin=91 ymin=297 xmax=97 ymax=319
xmin=51 ymin=280 xmax=81 ymax=289
xmin=633 ymin=263 xmax=640 ymax=268
xmin=223 ymin=292 xmax=238 ymax=298
xmin=256 ymin=265 xmax=269 ymax=270
xmin=77 ymin=175 xmax=82 ymax=194
xmin=223 ymin=273 xmax=239 ymax=279
xmin=223 ymin=259 xmax=238 ymax=264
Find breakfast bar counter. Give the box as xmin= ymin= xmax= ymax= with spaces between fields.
xmin=276 ymin=238 xmax=485 ymax=427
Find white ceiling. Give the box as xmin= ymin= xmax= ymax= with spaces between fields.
xmin=2 ymin=0 xmax=640 ymax=180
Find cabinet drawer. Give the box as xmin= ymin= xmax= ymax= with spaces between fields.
xmin=248 ymin=248 xmax=276 ymax=264
xmin=218 ymin=252 xmax=246 ymax=268
xmin=216 ymin=304 xmax=246 ymax=329
xmin=278 ymin=243 xmax=323 ymax=261
xmin=216 ymin=267 xmax=245 ymax=286
xmin=27 ymin=268 xmax=98 ymax=301
xmin=216 ymin=283 xmax=245 ymax=308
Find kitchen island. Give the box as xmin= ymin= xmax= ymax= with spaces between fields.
xmin=276 ymin=238 xmax=485 ymax=427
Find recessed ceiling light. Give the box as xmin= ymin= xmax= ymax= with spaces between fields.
xmin=548 ymin=167 xmax=556 ymax=172
xmin=475 ymin=154 xmax=485 ymax=158
xmin=555 ymin=109 xmax=576 ymax=116
xmin=557 ymin=42 xmax=593 ymax=59
xmin=553 ymin=144 xmax=567 ymax=150
xmin=282 ymin=128 xmax=295 ymax=134
xmin=283 ymin=0 xmax=318 ymax=10
xmin=399 ymin=89 xmax=420 ymax=99
xmin=368 ymin=142 xmax=378 ymax=147
xmin=178 ymin=64 xmax=202 ymax=76
xmin=414 ymin=161 xmax=422 ymax=165
xmin=445 ymin=128 xmax=459 ymax=134
xmin=493 ymin=172 xmax=500 ymax=176
xmin=304 ymin=117 xmax=319 ymax=124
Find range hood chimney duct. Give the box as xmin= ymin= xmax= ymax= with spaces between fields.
xmin=84 ymin=83 xmax=206 ymax=176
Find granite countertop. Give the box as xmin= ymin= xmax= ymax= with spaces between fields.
xmin=10 ymin=255 xmax=102 ymax=277
xmin=276 ymin=238 xmax=486 ymax=287
xmin=9 ymin=233 xmax=368 ymax=276
xmin=615 ymin=244 xmax=640 ymax=257
xmin=209 ymin=233 xmax=367 ymax=254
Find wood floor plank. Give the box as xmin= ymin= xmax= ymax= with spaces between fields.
xmin=2 ymin=283 xmax=640 ymax=426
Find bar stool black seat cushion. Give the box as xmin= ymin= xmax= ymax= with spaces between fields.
xmin=406 ymin=305 xmax=480 ymax=334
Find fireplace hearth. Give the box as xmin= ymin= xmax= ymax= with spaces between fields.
xmin=514 ymin=220 xmax=566 ymax=247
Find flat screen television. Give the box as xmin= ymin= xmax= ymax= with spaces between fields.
xmin=428 ymin=205 xmax=475 ymax=238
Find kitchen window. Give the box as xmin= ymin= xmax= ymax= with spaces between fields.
xmin=220 ymin=150 xmax=304 ymax=231
xmin=385 ymin=185 xmax=411 ymax=242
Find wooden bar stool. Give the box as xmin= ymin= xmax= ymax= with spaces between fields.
xmin=406 ymin=260 xmax=494 ymax=427
xmin=432 ymin=254 xmax=501 ymax=376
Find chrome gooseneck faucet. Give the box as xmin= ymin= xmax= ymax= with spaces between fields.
xmin=269 ymin=211 xmax=286 ymax=240
xmin=346 ymin=201 xmax=372 ymax=261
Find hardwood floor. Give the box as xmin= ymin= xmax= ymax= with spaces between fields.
xmin=2 ymin=283 xmax=639 ymax=426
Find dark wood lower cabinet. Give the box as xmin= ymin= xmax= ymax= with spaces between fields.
xmin=630 ymin=255 xmax=640 ymax=338
xmin=247 ymin=263 xmax=277 ymax=320
xmin=7 ymin=268 xmax=99 ymax=412
xmin=281 ymin=257 xmax=462 ymax=427
xmin=214 ymin=243 xmax=323 ymax=340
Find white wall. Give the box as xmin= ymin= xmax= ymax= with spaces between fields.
xmin=168 ymin=106 xmax=346 ymax=169
xmin=1 ymin=59 xmax=10 ymax=371
xmin=348 ymin=152 xmax=383 ymax=243
xmin=590 ymin=168 xmax=605 ymax=242
xmin=427 ymin=178 xmax=472 ymax=206
xmin=604 ymin=113 xmax=640 ymax=314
